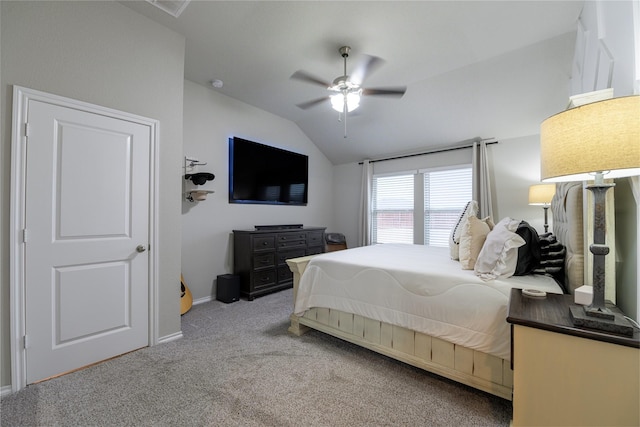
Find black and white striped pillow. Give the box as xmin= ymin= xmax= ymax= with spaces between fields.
xmin=449 ymin=200 xmax=478 ymax=260
xmin=533 ymin=233 xmax=567 ymax=292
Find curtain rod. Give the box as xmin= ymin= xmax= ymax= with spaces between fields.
xmin=358 ymin=139 xmax=498 ymax=165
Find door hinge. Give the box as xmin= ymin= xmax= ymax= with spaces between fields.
xmin=24 ymin=123 xmax=29 ymax=138
xmin=23 ymin=335 xmax=29 ymax=349
xmin=22 ymin=229 xmax=28 ymax=243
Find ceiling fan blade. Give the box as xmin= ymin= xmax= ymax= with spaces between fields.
xmin=362 ymin=86 xmax=407 ymax=97
xmin=296 ymin=96 xmax=330 ymax=110
xmin=350 ymin=54 xmax=384 ymax=86
xmin=290 ymin=70 xmax=331 ymax=88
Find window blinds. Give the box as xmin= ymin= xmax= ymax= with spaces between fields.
xmin=372 ymin=174 xmax=414 ymax=244
xmin=423 ymin=168 xmax=472 ymax=247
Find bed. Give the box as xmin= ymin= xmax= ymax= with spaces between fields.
xmin=286 ymin=182 xmax=584 ymax=401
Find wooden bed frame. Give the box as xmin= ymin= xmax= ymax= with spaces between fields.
xmin=286 ymin=256 xmax=514 ymax=400
xmin=286 ymin=182 xmax=584 ymax=402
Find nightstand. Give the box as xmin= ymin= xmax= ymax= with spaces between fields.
xmin=507 ymin=288 xmax=639 ymax=427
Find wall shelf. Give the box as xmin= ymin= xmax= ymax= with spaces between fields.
xmin=185 ymin=189 xmax=214 ymax=202
xmin=183 ymin=156 xmax=214 ymax=202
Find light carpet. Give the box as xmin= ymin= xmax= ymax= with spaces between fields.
xmin=1 ymin=288 xmax=511 ymax=426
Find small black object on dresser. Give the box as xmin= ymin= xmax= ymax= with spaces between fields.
xmin=216 ymin=274 xmax=240 ymax=303
xmin=233 ymin=226 xmax=326 ymax=300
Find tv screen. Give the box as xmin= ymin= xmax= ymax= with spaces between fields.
xmin=229 ymin=137 xmax=308 ymax=205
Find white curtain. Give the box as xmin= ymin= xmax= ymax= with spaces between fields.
xmin=472 ymin=140 xmax=494 ymax=219
xmin=358 ymin=159 xmax=373 ymax=246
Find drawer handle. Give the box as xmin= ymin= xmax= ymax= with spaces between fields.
xmin=262 ymin=241 xmax=268 ymax=246
xmin=262 ymin=276 xmax=270 ymax=282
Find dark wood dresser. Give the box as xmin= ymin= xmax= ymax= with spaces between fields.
xmin=233 ymin=226 xmax=326 ymax=300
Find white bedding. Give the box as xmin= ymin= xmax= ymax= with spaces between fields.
xmin=294 ymin=244 xmax=563 ymax=360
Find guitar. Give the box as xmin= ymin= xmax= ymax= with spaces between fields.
xmin=180 ymin=274 xmax=193 ymax=315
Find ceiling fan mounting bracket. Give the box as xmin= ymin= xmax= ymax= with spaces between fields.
xmin=333 ymin=46 xmax=357 ymax=92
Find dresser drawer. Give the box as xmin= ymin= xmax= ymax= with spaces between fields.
xmin=252 ymin=235 xmax=276 ymax=251
xmin=278 ymin=239 xmax=307 ymax=250
xmin=253 ymin=252 xmax=275 ymax=270
xmin=277 ymin=248 xmax=306 ymax=265
xmin=307 ymin=232 xmax=324 ymax=247
xmin=277 ymin=232 xmax=306 ymax=243
xmin=307 ymin=246 xmax=324 ymax=255
xmin=252 ymin=269 xmax=276 ymax=290
xmin=278 ymin=265 xmax=293 ymax=283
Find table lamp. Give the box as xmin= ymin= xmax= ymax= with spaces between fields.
xmin=528 ymin=184 xmax=556 ymax=233
xmin=540 ymin=95 xmax=639 ymax=336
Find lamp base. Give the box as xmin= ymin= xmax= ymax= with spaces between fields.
xmin=569 ymin=305 xmax=634 ymax=337
xmin=584 ymin=305 xmax=615 ymax=320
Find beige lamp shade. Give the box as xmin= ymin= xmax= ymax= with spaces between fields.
xmin=528 ymin=183 xmax=556 ymax=205
xmin=540 ymin=95 xmax=640 ymax=182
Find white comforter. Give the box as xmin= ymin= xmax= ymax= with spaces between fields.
xmin=294 ymin=244 xmax=563 ymax=360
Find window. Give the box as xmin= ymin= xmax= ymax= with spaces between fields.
xmin=423 ymin=167 xmax=472 ymax=247
xmin=372 ymin=174 xmax=414 ymax=244
xmin=370 ymin=167 xmax=472 ymax=246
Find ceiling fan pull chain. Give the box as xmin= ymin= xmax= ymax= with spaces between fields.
xmin=343 ymin=99 xmax=348 ymax=138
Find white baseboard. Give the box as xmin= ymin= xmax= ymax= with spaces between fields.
xmin=157 ymin=331 xmax=183 ymax=344
xmin=1 ymin=384 xmax=13 ymax=398
xmin=158 ymin=296 xmax=215 ymax=344
xmin=193 ymin=295 xmax=213 ymax=306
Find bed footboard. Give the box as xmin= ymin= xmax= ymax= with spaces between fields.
xmin=286 ymin=256 xmax=514 ymax=401
xmin=286 ymin=255 xmax=316 ymax=336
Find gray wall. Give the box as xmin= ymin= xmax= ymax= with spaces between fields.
xmin=181 ymin=80 xmax=335 ymax=302
xmin=1 ymin=1 xmax=185 ymax=389
xmin=615 ymin=178 xmax=638 ymax=320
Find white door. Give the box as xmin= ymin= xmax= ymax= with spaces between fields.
xmin=24 ymin=99 xmax=151 ymax=384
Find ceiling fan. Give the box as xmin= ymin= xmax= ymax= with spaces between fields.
xmin=291 ymin=46 xmax=407 ymax=137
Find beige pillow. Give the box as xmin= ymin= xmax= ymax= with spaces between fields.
xmin=459 ymin=216 xmax=493 ymax=270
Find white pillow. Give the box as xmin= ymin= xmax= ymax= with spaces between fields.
xmin=459 ymin=215 xmax=494 ymax=270
xmin=449 ymin=200 xmax=478 ymax=260
xmin=474 ymin=217 xmax=525 ymax=280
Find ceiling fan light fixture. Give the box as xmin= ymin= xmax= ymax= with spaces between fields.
xmin=331 ymin=92 xmax=360 ymax=112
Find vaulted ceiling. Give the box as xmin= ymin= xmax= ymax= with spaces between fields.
xmin=124 ymin=1 xmax=584 ymax=164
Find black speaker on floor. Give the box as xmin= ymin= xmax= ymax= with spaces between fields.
xmin=217 ymin=274 xmax=240 ymax=303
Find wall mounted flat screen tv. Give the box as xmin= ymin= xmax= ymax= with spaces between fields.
xmin=229 ymin=137 xmax=308 ymax=205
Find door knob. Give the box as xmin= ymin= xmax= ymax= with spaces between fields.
xmin=136 ymin=244 xmax=147 ymax=253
